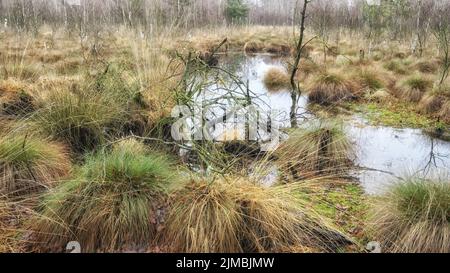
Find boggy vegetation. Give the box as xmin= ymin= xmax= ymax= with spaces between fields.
xmin=162 ymin=176 xmax=351 ymax=253
xmin=31 ymin=139 xmax=177 ymax=252
xmin=0 ymin=0 xmax=450 ymax=254
xmin=370 ymin=177 xmax=450 ymax=253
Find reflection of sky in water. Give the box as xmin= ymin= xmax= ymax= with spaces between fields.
xmin=197 ymin=54 xmax=309 ymax=139
xmin=347 ymin=117 xmax=450 ymax=194
xmin=222 ymin=54 xmax=309 ymax=124
xmin=198 ymin=54 xmax=450 ymax=194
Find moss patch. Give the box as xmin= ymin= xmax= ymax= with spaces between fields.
xmin=349 ymin=102 xmax=442 ymax=129
xmin=295 ymin=182 xmax=368 ymax=252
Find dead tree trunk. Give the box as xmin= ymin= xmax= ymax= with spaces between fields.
xmin=290 ymin=0 xmax=310 ymax=128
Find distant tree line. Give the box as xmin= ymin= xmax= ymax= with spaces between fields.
xmin=0 ymin=0 xmax=449 ymax=43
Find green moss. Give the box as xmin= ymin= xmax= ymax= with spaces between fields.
xmin=349 ymin=102 xmax=439 ymax=129
xmin=296 ymin=183 xmax=367 ymax=245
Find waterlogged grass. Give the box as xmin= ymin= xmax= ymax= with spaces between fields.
xmin=349 ymin=102 xmax=440 ymax=129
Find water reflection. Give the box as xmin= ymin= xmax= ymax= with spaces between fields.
xmin=348 ymin=117 xmax=450 ymax=194
xmin=202 ymin=54 xmax=450 ymax=194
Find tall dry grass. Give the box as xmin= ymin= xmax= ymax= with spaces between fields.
xmin=161 ymin=176 xmax=352 ymax=253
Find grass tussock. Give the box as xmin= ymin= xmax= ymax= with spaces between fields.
xmin=31 ymin=139 xmax=177 ymax=252
xmin=353 ymin=69 xmax=385 ymax=91
xmin=296 ymin=59 xmax=321 ymax=79
xmin=244 ymin=41 xmax=265 ymax=54
xmin=264 ymin=42 xmax=291 ymax=56
xmin=263 ymin=68 xmax=290 ymax=91
xmin=0 ymin=133 xmax=70 ymax=198
xmin=0 ymin=79 xmax=35 ymax=116
xmin=33 ymin=89 xmax=123 ymax=153
xmin=308 ymin=72 xmax=359 ymax=105
xmin=439 ymin=101 xmax=450 ymax=123
xmin=33 ymin=66 xmax=146 ymax=153
xmin=366 ymin=89 xmax=392 ymax=103
xmin=1 ymin=62 xmax=40 ymax=81
xmin=419 ymin=85 xmax=450 ymax=116
xmin=383 ymin=60 xmax=407 ymax=75
xmin=418 ymin=94 xmax=445 ymax=115
xmin=276 ymin=123 xmax=354 ymax=179
xmin=370 ymin=178 xmax=450 ymax=253
xmin=399 ymin=75 xmax=433 ymax=103
xmin=1 ymin=91 xmax=35 ymax=117
xmin=0 ymin=78 xmax=27 ymax=94
xmin=414 ymin=60 xmax=439 ymax=74
xmin=161 ymin=176 xmax=351 ymax=253
xmin=0 ymin=200 xmax=24 ymax=253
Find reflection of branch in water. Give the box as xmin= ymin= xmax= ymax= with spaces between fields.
xmin=356 ymin=165 xmax=405 ymax=181
xmin=421 ymin=138 xmax=449 ymax=175
xmin=423 ymin=139 xmax=437 ymax=174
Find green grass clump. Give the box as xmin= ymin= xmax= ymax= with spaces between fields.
xmin=32 ymin=139 xmax=177 ymax=252
xmin=356 ymin=70 xmax=385 ymax=91
xmin=370 ymin=177 xmax=450 ymax=253
xmin=383 ymin=60 xmax=407 ymax=75
xmin=33 ymin=66 xmax=145 ymax=153
xmin=399 ymin=75 xmax=433 ymax=103
xmin=0 ymin=133 xmax=70 ymax=197
xmin=403 ymin=75 xmax=432 ymax=93
xmin=33 ymin=89 xmax=124 ymax=153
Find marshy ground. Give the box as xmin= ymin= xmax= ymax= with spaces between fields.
xmin=0 ymin=21 xmax=449 ymax=253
